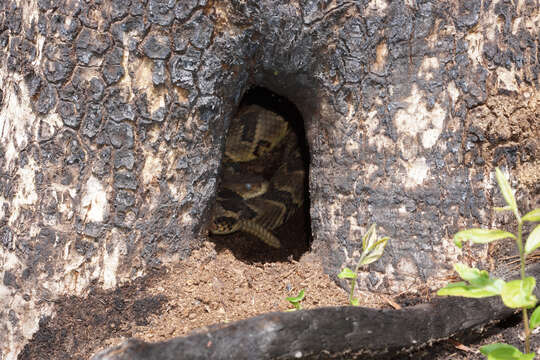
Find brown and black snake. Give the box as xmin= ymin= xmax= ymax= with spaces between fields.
xmin=209 ymin=105 xmax=305 ymax=248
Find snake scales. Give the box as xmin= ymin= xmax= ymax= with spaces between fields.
xmin=209 ymin=105 xmax=305 ymax=248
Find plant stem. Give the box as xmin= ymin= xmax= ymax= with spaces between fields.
xmin=350 ymin=278 xmax=356 ymax=304
xmin=348 ymin=255 xmax=366 ymax=305
xmin=517 ymin=221 xmax=525 ymax=281
xmin=516 ymin=220 xmax=531 ymax=353
xmin=522 ymin=308 xmax=530 ymax=354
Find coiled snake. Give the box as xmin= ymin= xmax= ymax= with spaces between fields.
xmin=209 ymin=105 xmax=305 ymax=248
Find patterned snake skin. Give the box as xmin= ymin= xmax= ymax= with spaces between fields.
xmin=209 ymin=105 xmax=305 ymax=248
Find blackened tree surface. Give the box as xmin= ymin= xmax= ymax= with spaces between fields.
xmin=0 ymin=0 xmax=538 ymax=358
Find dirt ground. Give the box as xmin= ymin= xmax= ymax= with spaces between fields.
xmin=103 ymin=240 xmax=387 ymax=344
xmin=18 ymin=238 xmax=391 ymax=360
xmin=19 ymin=229 xmax=540 ymax=360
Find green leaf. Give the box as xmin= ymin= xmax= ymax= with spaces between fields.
xmin=453 ymin=228 xmax=516 ymax=248
xmin=525 ymin=225 xmax=540 ymax=254
xmin=338 ymin=268 xmax=357 ymax=280
xmin=437 ymin=280 xmax=505 ymax=298
xmin=495 ymin=167 xmax=517 ymax=212
xmin=494 ymin=206 xmax=513 ymax=212
xmin=437 ymin=264 xmax=505 ymax=298
xmin=351 ymin=297 xmax=359 ymax=306
xmin=529 ymin=306 xmax=540 ymax=330
xmin=523 ymin=209 xmax=540 ymax=222
xmin=480 ymin=343 xmax=535 ymax=360
xmin=500 ymin=277 xmax=537 ymax=309
xmin=286 ymin=290 xmax=305 ymax=303
xmin=360 ymin=237 xmax=389 ymax=266
xmin=453 ymin=264 xmax=492 ymax=286
xmin=480 ymin=343 xmax=513 ymax=355
xmin=362 ymin=224 xmax=377 ymax=252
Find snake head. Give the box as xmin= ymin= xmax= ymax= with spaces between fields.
xmin=209 ymin=202 xmax=242 ymax=235
xmin=209 ymin=174 xmax=269 ymax=237
xmin=209 ymin=216 xmax=241 ymax=235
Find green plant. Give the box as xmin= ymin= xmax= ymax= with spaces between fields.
xmin=338 ymin=224 xmax=389 ymax=306
xmin=438 ymin=167 xmax=540 ymax=359
xmin=286 ymin=290 xmax=305 ymax=311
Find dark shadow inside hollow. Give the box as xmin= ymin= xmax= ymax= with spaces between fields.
xmin=209 ymin=86 xmax=312 ymax=263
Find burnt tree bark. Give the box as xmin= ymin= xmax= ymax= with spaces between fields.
xmin=0 ymin=0 xmax=538 ymax=358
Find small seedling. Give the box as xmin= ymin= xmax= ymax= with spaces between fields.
xmin=286 ymin=290 xmax=305 ymax=311
xmin=338 ymin=224 xmax=389 ymax=306
xmin=438 ymin=167 xmax=540 ymax=359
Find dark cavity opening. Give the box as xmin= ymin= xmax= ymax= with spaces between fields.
xmin=209 ymin=86 xmax=312 ymax=263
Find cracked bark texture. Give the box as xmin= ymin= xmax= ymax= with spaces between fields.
xmin=0 ymin=0 xmax=538 ymax=358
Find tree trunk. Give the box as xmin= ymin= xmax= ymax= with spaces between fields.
xmin=0 ymin=0 xmax=538 ymax=358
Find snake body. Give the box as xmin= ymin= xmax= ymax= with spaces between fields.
xmin=209 ymin=105 xmax=305 ymax=248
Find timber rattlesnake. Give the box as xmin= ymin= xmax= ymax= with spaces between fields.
xmin=209 ymin=105 xmax=305 ymax=248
